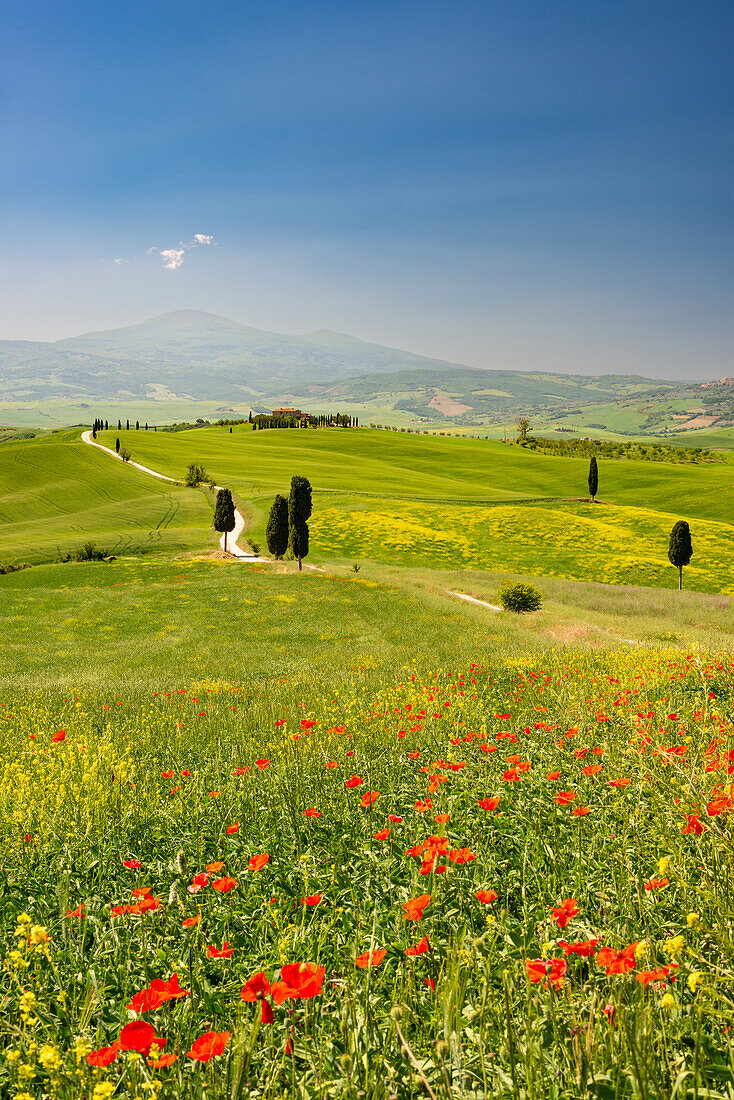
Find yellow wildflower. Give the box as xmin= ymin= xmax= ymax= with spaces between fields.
xmin=38 ymin=1045 xmax=62 ymax=1074
xmin=686 ymin=912 xmax=699 ymax=929
xmin=660 ymin=992 xmax=678 ymax=1010
xmin=662 ymin=935 xmax=685 ymax=958
xmin=688 ymin=970 xmax=704 ymax=992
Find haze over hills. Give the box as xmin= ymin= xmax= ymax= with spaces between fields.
xmin=0 ymin=308 xmax=693 ymax=419
xmin=0 ymin=310 xmax=466 ymax=402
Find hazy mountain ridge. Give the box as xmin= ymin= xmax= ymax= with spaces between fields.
xmin=0 ymin=310 xmax=687 ymax=418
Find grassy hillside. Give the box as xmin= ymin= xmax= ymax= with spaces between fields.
xmin=0 ymin=432 xmax=212 ymax=564
xmin=2 ymin=558 xmax=734 ymax=1095
xmin=97 ymin=423 xmax=734 ymax=523
xmin=85 ymin=425 xmax=734 ymax=594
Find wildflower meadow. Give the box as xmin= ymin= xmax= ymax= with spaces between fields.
xmin=2 ymin=647 xmax=733 ymax=1099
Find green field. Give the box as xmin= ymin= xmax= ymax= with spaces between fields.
xmin=0 ymin=432 xmax=212 ymax=564
xmin=84 ymin=425 xmax=734 ymax=594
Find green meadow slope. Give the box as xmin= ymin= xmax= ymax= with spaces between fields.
xmin=0 ymin=432 xmax=212 ymax=564
xmin=3 ymin=426 xmax=734 ymax=595
xmin=88 ymin=425 xmax=734 ymax=594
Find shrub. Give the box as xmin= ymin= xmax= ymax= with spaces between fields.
xmin=73 ymin=541 xmax=106 ymax=562
xmin=498 ymin=582 xmax=543 ymax=614
xmin=119 ymin=447 xmax=131 ymax=463
xmin=185 ymin=462 xmax=207 ymax=486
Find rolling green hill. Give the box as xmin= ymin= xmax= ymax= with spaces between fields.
xmin=4 ymin=426 xmax=733 ymax=595
xmin=91 ymin=424 xmax=734 ymax=594
xmin=0 ymin=432 xmax=212 ymax=564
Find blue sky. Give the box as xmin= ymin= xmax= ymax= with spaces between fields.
xmin=2 ymin=0 xmax=732 ymax=378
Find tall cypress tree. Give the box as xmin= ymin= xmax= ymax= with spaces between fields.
xmin=588 ymin=456 xmax=598 ymax=502
xmin=668 ymin=520 xmax=693 ymax=591
xmin=288 ymin=476 xmax=312 ymax=571
xmin=115 ymin=437 xmax=120 ymax=453
xmin=213 ymin=488 xmax=236 ymax=553
xmin=266 ymin=494 xmax=289 ymax=559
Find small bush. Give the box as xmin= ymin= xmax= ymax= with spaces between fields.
xmin=73 ymin=541 xmax=106 ymax=562
xmin=498 ymin=582 xmax=543 ymax=614
xmin=249 ymin=540 xmax=260 ymax=554
xmin=185 ymin=462 xmax=208 ymax=486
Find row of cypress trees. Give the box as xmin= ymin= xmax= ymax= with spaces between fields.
xmin=266 ymin=477 xmax=312 ymax=569
xmin=213 ymin=476 xmax=313 ymax=569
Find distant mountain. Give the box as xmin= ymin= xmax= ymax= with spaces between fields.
xmin=0 ymin=310 xmax=687 ymax=425
xmin=0 ymin=310 xmax=465 ymax=401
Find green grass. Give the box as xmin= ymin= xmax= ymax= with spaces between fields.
xmin=0 ymin=432 xmax=212 ymax=564
xmin=1 ymin=613 xmax=733 ymax=1097
xmin=88 ymin=424 xmax=734 ymax=593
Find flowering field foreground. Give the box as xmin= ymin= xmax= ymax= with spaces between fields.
xmin=2 ymin=649 xmax=734 ymax=1099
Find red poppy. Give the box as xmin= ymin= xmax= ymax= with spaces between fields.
xmin=207 ymin=942 xmax=235 ymax=958
xmin=374 ymin=827 xmax=390 ymax=840
xmin=182 ymin=915 xmax=200 ymax=928
xmin=558 ymin=938 xmax=599 ymax=956
xmin=301 ymin=894 xmax=323 ymax=906
xmin=644 ymin=878 xmax=668 ymax=891
xmin=682 ymin=814 xmax=706 ymax=834
xmin=119 ymin=1021 xmax=164 ymax=1054
xmin=596 ymin=943 xmax=638 ymax=975
xmin=551 ymin=898 xmax=579 ymax=928
xmin=345 ymin=775 xmax=363 ymax=788
xmin=123 ymin=859 xmax=141 ymax=869
xmin=474 ymin=890 xmax=497 ymax=904
xmin=226 ymin=823 xmax=240 ymax=834
xmin=388 ymin=814 xmax=403 ymax=823
xmin=636 ymin=964 xmax=677 ymax=986
xmin=248 ymin=853 xmax=270 ymax=871
xmin=526 ymin=959 xmax=549 ymax=983
xmin=435 ymin=813 xmax=450 ymax=823
xmin=546 ymin=771 xmax=561 ymax=781
xmin=609 ymin=778 xmax=631 ymax=788
xmin=572 ymin=805 xmax=591 ymax=816
xmin=206 ymin=860 xmax=225 ymax=873
xmin=355 ymin=948 xmax=387 ymax=968
xmin=448 ymin=847 xmax=475 ymax=865
xmin=270 ymin=962 xmax=325 ymax=1003
xmin=66 ymin=903 xmax=85 ymax=919
xmin=186 ymin=1030 xmax=230 ymax=1062
xmin=360 ymin=791 xmax=379 ymax=808
xmin=405 ymin=936 xmax=430 ymax=956
xmin=554 ymin=791 xmax=576 ymax=805
xmin=477 ymin=797 xmax=500 ymax=811
xmin=86 ymin=1046 xmax=119 ymax=1067
xmin=52 ymin=730 xmax=66 ymax=743
xmin=256 ymin=759 xmax=270 ymax=769
xmin=126 ymin=973 xmax=190 ymax=1013
xmin=241 ymin=971 xmax=274 ymax=1023
xmin=582 ymin=765 xmax=603 ymax=776
xmin=211 ymin=876 xmax=237 ymax=893
xmin=302 ymin=808 xmax=321 ymax=818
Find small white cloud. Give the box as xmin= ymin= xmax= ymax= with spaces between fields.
xmin=194 ymin=233 xmax=214 ymax=245
xmin=113 ymin=257 xmax=125 ymax=265
xmin=159 ymin=248 xmax=185 ymax=270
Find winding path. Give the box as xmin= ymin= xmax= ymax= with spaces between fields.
xmin=81 ymin=431 xmax=268 ymax=562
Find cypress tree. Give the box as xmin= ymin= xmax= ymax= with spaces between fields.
xmin=105 ymin=420 xmax=108 ymax=430
xmin=266 ymin=494 xmax=289 ymax=559
xmin=213 ymin=488 xmax=236 ymax=553
xmin=588 ymin=456 xmax=598 ymax=502
xmin=126 ymin=419 xmax=130 ymax=430
xmin=118 ymin=419 xmax=122 ymax=430
xmin=288 ymin=475 xmax=312 ymax=571
xmin=115 ymin=437 xmax=120 ymax=453
xmin=136 ymin=420 xmax=140 ymax=430
xmin=668 ymin=520 xmax=693 ymax=591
